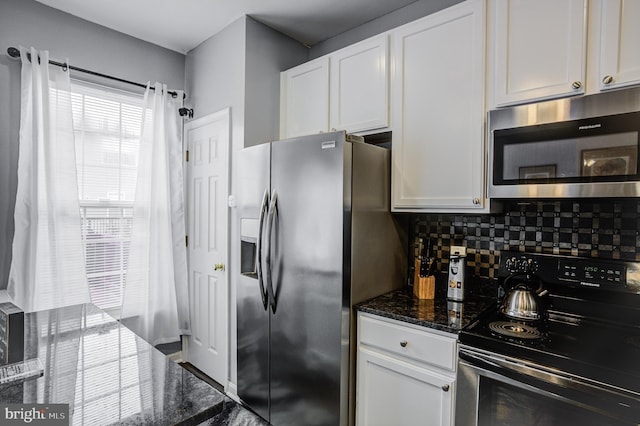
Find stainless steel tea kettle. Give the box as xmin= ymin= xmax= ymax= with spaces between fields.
xmin=500 ymin=273 xmax=548 ymax=321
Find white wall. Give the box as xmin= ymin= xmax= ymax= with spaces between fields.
xmin=308 ymin=0 xmax=463 ymax=58
xmin=184 ymin=15 xmax=307 ymax=390
xmin=0 ymin=0 xmax=185 ymax=290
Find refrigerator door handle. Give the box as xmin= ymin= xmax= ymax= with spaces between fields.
xmin=265 ymin=190 xmax=278 ymax=314
xmin=256 ymin=188 xmax=270 ymax=311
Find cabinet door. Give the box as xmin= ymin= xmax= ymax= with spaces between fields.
xmin=356 ymin=347 xmax=454 ymax=426
xmin=599 ymin=0 xmax=640 ymax=90
xmin=280 ymin=57 xmax=329 ymax=138
xmin=330 ymin=34 xmax=389 ymax=133
xmin=493 ymin=0 xmax=587 ymax=106
xmin=391 ymin=0 xmax=485 ymax=211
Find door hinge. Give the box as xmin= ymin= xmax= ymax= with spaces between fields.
xmin=185 ymin=235 xmax=188 ymax=247
xmin=185 ymin=150 xmax=189 ymax=162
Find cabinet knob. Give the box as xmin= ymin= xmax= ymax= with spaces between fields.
xmin=442 ymin=384 xmax=450 ymax=392
xmin=472 ymin=198 xmax=481 ymax=205
xmin=602 ymin=75 xmax=614 ymax=85
xmin=399 ymin=340 xmax=408 ymax=348
xmin=571 ymin=81 xmax=582 ymax=90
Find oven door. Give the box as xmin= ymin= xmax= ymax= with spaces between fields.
xmin=456 ymin=346 xmax=640 ymax=426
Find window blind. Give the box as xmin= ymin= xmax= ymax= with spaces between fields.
xmin=70 ymin=82 xmax=144 ymax=311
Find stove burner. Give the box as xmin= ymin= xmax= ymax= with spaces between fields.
xmin=489 ymin=321 xmax=543 ymax=340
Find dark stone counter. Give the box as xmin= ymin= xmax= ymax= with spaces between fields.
xmin=356 ymin=275 xmax=497 ymax=334
xmin=0 ymin=303 xmax=265 ymax=426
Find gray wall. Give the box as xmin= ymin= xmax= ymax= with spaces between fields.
xmin=308 ymin=0 xmax=463 ymax=58
xmin=185 ymin=17 xmax=246 ymax=128
xmin=184 ymin=15 xmax=307 ymax=390
xmin=245 ymin=17 xmax=308 ymax=147
xmin=0 ymin=0 xmax=185 ymax=290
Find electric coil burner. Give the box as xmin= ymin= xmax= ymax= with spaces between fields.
xmin=487 ymin=321 xmax=543 ymax=340
xmin=456 ymin=251 xmax=640 ymax=426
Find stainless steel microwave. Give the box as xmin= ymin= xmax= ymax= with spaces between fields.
xmin=488 ymin=87 xmax=640 ymax=198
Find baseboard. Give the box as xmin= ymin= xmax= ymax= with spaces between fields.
xmin=226 ymin=381 xmax=239 ymax=402
xmin=167 ymin=351 xmax=183 ymax=363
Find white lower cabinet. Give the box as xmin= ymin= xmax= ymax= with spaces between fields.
xmin=356 ymin=313 xmax=457 ymax=426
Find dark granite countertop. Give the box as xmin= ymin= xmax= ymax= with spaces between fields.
xmin=356 ymin=275 xmax=497 ymax=334
xmin=0 ymin=303 xmax=266 ymax=426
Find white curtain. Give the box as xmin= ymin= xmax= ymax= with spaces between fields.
xmin=8 ymin=47 xmax=90 ymax=312
xmin=121 ymin=82 xmax=189 ymax=346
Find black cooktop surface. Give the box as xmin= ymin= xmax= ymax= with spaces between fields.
xmin=459 ymin=300 xmax=640 ymax=395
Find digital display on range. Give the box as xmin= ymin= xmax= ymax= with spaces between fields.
xmin=558 ymin=259 xmax=625 ymax=288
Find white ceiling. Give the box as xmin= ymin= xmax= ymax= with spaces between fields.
xmin=34 ymin=0 xmax=427 ymax=54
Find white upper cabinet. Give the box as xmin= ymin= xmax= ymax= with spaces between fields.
xmin=330 ymin=34 xmax=389 ymax=133
xmin=391 ymin=0 xmax=486 ymax=212
xmin=280 ymin=57 xmax=329 ymax=139
xmin=493 ymin=0 xmax=588 ymax=107
xmin=280 ymin=34 xmax=389 ymax=138
xmin=597 ymin=0 xmax=640 ymax=90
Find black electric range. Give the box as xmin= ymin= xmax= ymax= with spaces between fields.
xmin=458 ymin=251 xmax=640 ymax=424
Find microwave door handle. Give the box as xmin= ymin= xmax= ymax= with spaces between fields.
xmin=459 ymin=350 xmax=639 ymax=422
xmin=265 ymin=191 xmax=278 ymax=314
xmin=256 ymin=188 xmax=269 ymax=311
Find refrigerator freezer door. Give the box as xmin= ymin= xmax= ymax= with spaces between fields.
xmin=237 ymin=142 xmax=271 ymax=421
xmin=269 ymin=132 xmax=348 ymax=426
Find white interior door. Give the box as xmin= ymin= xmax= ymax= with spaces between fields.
xmin=184 ymin=109 xmax=230 ymax=387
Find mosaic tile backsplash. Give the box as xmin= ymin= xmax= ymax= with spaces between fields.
xmin=410 ymin=199 xmax=640 ymax=280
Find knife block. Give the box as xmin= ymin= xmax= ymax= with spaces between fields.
xmin=413 ymin=258 xmax=421 ymax=286
xmin=414 ymin=275 xmax=435 ymax=300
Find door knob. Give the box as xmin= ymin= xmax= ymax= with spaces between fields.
xmin=214 ymin=263 xmax=225 ymax=271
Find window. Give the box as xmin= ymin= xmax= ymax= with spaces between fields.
xmin=71 ymin=82 xmax=144 ymax=311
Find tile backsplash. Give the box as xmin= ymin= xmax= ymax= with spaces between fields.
xmin=411 ymin=199 xmax=640 ymax=280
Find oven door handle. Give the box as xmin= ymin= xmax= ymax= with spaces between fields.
xmin=459 ymin=349 xmax=640 ymax=423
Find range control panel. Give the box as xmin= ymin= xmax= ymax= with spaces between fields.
xmin=498 ymin=251 xmax=635 ymax=292
xmin=558 ymin=259 xmax=625 ymax=289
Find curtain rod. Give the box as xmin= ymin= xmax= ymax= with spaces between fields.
xmin=7 ymin=46 xmax=185 ymax=99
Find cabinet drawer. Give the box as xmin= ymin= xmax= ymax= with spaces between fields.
xmin=358 ymin=314 xmax=457 ymax=372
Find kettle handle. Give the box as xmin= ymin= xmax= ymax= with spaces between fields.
xmin=503 ymin=273 xmax=547 ymax=296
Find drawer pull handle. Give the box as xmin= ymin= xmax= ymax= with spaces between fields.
xmin=399 ymin=340 xmax=408 ymax=348
xmin=442 ymin=385 xmax=450 ymax=392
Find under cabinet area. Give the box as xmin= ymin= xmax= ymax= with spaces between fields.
xmin=280 ymin=34 xmax=389 ymax=138
xmin=489 ymin=0 xmax=640 ymax=107
xmin=356 ymin=313 xmax=457 ymax=426
xmin=390 ymin=0 xmax=486 ymax=212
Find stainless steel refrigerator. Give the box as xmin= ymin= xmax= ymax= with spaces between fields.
xmin=237 ymin=131 xmax=406 ymax=426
